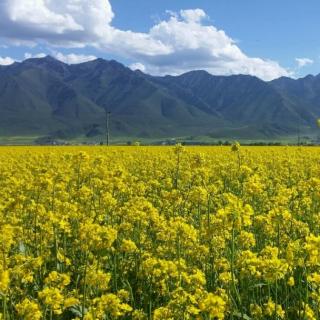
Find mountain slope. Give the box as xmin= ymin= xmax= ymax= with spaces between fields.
xmin=271 ymin=75 xmax=320 ymax=125
xmin=0 ymin=57 xmax=105 ymax=136
xmin=156 ymin=71 xmax=309 ymax=128
xmin=63 ymin=58 xmax=228 ymax=137
xmin=0 ymin=56 xmax=319 ymax=141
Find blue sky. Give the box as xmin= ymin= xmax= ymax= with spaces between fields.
xmin=0 ymin=0 xmax=319 ymax=80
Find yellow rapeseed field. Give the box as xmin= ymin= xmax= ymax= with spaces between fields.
xmin=0 ymin=145 xmax=320 ymax=319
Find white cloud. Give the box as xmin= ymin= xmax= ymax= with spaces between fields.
xmin=23 ymin=51 xmax=96 ymax=64
xmin=0 ymin=56 xmax=15 ymax=65
xmin=24 ymin=52 xmax=46 ymax=59
xmin=0 ymin=0 xmax=113 ymax=46
xmin=0 ymin=1 xmax=290 ymax=80
xmin=129 ymin=62 xmax=146 ymax=72
xmin=295 ymin=58 xmax=313 ymax=68
xmin=52 ymin=52 xmax=97 ymax=64
xmin=8 ymin=0 xmax=83 ymax=33
xmin=133 ymin=10 xmax=289 ymax=80
xmin=180 ymin=9 xmax=207 ymax=23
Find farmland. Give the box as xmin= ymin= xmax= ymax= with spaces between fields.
xmin=0 ymin=146 xmax=320 ymax=319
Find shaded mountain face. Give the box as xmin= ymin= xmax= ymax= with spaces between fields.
xmin=270 ymin=75 xmax=320 ymax=124
xmin=0 ymin=57 xmax=105 ymax=137
xmin=0 ymin=55 xmax=319 ymax=140
xmin=156 ymin=72 xmax=300 ymax=126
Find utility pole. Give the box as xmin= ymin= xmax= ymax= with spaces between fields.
xmin=106 ymin=110 xmax=111 ymax=146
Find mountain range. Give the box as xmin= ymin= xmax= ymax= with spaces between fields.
xmin=0 ymin=55 xmax=319 ymax=142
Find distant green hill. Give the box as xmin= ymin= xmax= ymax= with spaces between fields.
xmin=0 ymin=56 xmax=319 ymax=142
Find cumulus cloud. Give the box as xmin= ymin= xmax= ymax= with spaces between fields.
xmin=0 ymin=56 xmax=15 ymax=65
xmin=0 ymin=0 xmax=113 ymax=46
xmin=137 ymin=10 xmax=289 ymax=80
xmin=0 ymin=0 xmax=289 ymax=80
xmin=24 ymin=51 xmax=97 ymax=64
xmin=129 ymin=62 xmax=146 ymax=72
xmin=295 ymin=58 xmax=313 ymax=68
xmin=53 ymin=52 xmax=97 ymax=64
xmin=180 ymin=9 xmax=207 ymax=23
xmin=24 ymin=52 xmax=46 ymax=59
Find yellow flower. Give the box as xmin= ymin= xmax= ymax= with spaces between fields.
xmin=132 ymin=309 xmax=147 ymax=320
xmin=16 ymin=298 xmax=42 ymax=320
xmin=38 ymin=287 xmax=64 ymax=315
xmin=64 ymin=297 xmax=80 ymax=309
xmin=93 ymin=293 xmax=132 ymax=318
xmin=0 ymin=270 xmax=9 ymax=293
xmin=86 ymin=268 xmax=111 ymax=291
xmin=264 ymin=298 xmax=285 ymax=319
xmin=250 ymin=303 xmax=262 ymax=318
xmin=79 ymin=222 xmax=117 ymax=251
xmin=305 ymin=234 xmax=320 ymax=266
xmin=120 ymin=239 xmax=138 ymax=253
xmin=287 ymin=276 xmax=295 ymax=287
xmin=45 ymin=271 xmax=70 ymax=288
xmin=231 ymin=141 xmax=240 ymax=152
xmin=0 ymin=225 xmax=14 ymax=253
xmin=307 ymin=272 xmax=320 ymax=288
xmin=199 ymin=293 xmax=226 ymax=319
xmin=298 ymin=303 xmax=316 ymax=320
xmin=153 ymin=307 xmax=173 ymax=320
xmin=218 ymin=272 xmax=233 ymax=285
xmin=2 ymin=144 xmax=320 ymax=319
xmin=238 ymin=231 xmax=256 ymax=249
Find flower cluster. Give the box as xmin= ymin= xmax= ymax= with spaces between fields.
xmin=0 ymin=145 xmax=319 ymax=319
